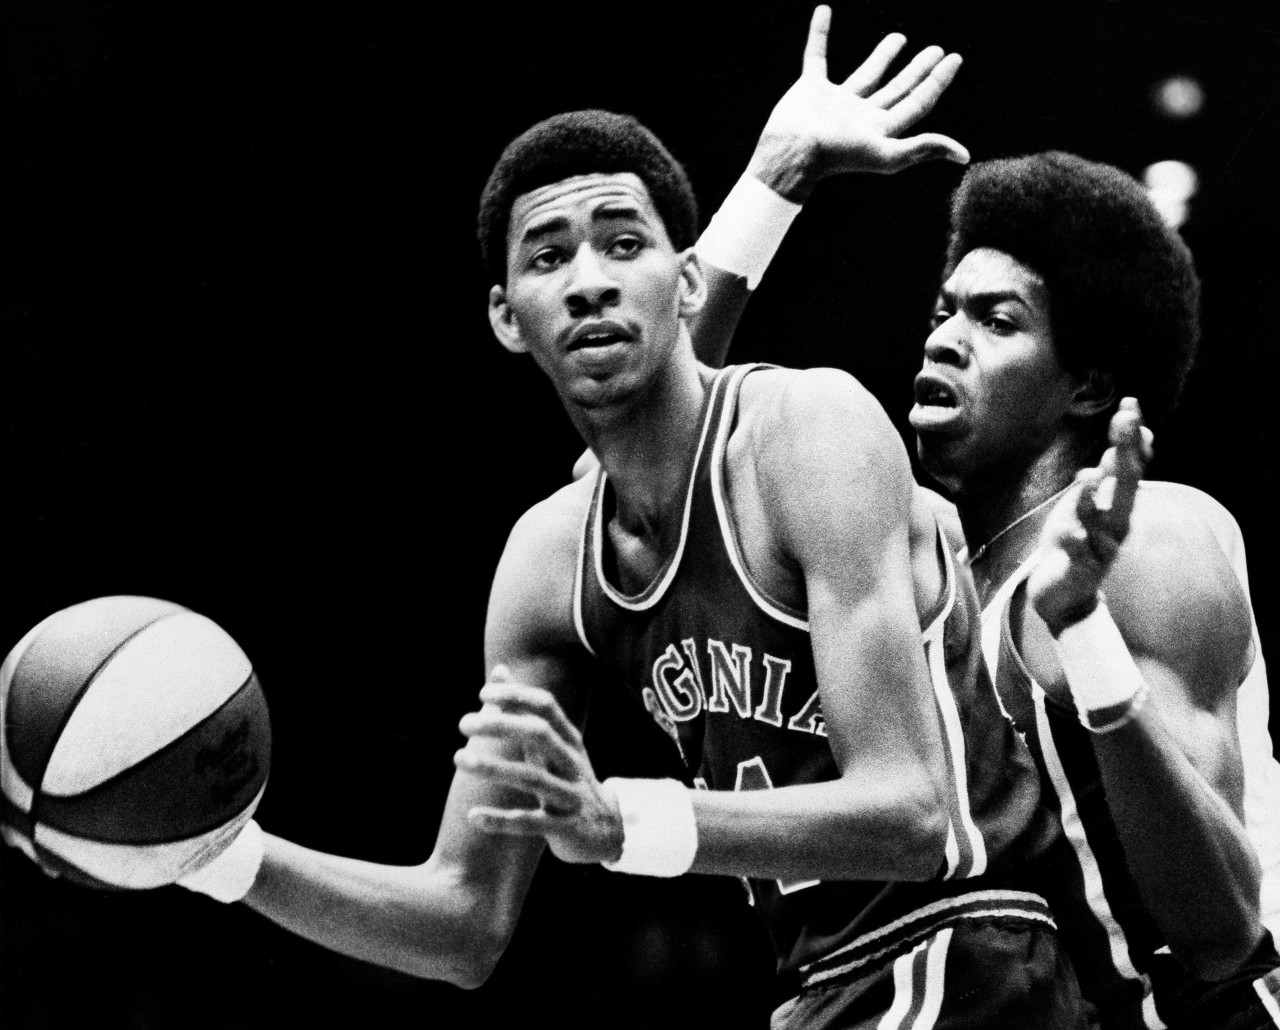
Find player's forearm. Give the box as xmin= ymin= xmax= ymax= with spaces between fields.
xmin=243 ymin=834 xmax=516 ymax=988
xmin=685 ymin=773 xmax=948 ymax=882
xmin=690 ymin=142 xmax=807 ymax=368
xmin=1092 ymin=715 xmax=1263 ymax=981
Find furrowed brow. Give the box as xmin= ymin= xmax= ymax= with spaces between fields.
xmin=518 ymin=215 xmax=569 ymax=247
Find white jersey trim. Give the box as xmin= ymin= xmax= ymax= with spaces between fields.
xmin=589 ymin=370 xmax=726 ymax=613
xmin=572 ymin=478 xmax=598 ymax=657
xmin=1031 ymin=681 xmax=1165 ymax=1029
xmin=926 ymin=537 xmax=987 ymax=879
xmin=709 ymin=364 xmax=809 ymax=632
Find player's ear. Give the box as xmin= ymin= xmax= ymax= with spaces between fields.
xmin=1069 ymin=368 xmax=1116 ymax=418
xmin=489 ymin=285 xmax=528 ymax=354
xmin=677 ymin=248 xmax=707 ymax=321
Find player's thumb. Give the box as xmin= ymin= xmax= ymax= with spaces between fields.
xmin=489 ymin=664 xmax=514 ymax=684
xmin=887 ymin=133 xmax=970 ymax=170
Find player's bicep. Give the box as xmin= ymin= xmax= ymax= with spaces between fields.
xmin=762 ymin=373 xmax=940 ymax=774
xmin=1135 ymin=653 xmax=1247 ymax=817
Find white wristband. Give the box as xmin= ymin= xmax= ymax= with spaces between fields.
xmin=1054 ymin=599 xmax=1148 ymax=733
xmin=695 ymin=173 xmax=801 ymax=290
xmin=177 ymin=819 xmax=265 ymax=902
xmin=600 ymin=778 xmax=698 ymax=877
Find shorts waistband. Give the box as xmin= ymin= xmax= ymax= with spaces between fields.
xmin=798 ymin=889 xmax=1056 ymax=990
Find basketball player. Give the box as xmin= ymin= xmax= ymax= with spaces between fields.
xmin=679 ymin=15 xmax=1280 ymax=1027
xmin=3 ymin=15 xmax=1096 ymax=1030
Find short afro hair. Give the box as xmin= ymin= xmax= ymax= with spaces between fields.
xmin=477 ymin=109 xmax=699 ymax=286
xmin=945 ymin=151 xmax=1200 ymax=432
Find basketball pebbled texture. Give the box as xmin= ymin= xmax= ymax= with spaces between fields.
xmin=1 ymin=595 xmax=271 ymax=889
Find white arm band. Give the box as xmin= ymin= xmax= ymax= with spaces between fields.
xmin=600 ymin=778 xmax=698 ymax=877
xmin=1054 ymin=598 xmax=1150 ymax=733
xmin=695 ymin=173 xmax=802 ymax=290
xmin=176 ymin=819 xmax=265 ymax=902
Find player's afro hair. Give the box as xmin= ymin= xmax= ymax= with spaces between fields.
xmin=945 ymin=151 xmax=1200 ymax=432
xmin=478 ymin=109 xmax=699 ymax=286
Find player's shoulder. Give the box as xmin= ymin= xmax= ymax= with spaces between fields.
xmin=503 ymin=476 xmax=594 ymax=572
xmin=736 ymin=365 xmax=906 ymax=469
xmin=739 ymin=364 xmax=885 ymax=423
xmin=487 ymin=477 xmax=594 ymax=645
xmin=1133 ymin=480 xmax=1244 ymax=551
xmin=1109 ymin=481 xmax=1252 ymax=680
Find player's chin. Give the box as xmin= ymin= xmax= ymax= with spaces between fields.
xmin=914 ymin=431 xmax=969 ymax=490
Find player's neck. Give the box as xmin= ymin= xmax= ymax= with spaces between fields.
xmin=585 ymin=351 xmax=711 ymax=541
xmin=955 ymin=438 xmax=1091 ymax=604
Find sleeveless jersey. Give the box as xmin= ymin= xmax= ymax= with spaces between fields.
xmin=980 ymin=489 xmax=1280 ymax=1030
xmin=574 ymin=364 xmax=1057 ymax=986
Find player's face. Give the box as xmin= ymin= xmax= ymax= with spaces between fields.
xmin=488 ymin=172 xmax=703 ymax=409
xmin=911 ymin=248 xmax=1081 ymax=491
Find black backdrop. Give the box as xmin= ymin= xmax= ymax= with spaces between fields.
xmin=3 ymin=2 xmax=1279 ymax=1027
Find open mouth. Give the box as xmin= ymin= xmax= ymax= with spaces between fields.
xmin=567 ymin=323 xmax=633 ymax=351
xmin=914 ymin=375 xmax=957 ymax=409
xmin=910 ymin=372 xmax=963 ymax=432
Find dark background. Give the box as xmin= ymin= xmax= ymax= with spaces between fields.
xmin=3 ymin=1 xmax=1278 ymax=1027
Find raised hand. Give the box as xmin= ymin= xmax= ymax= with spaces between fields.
xmin=454 ymin=669 xmax=623 ymax=865
xmin=751 ymin=5 xmax=967 ymax=199
xmin=1029 ymin=398 xmax=1154 ymax=635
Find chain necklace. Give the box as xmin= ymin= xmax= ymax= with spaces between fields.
xmin=966 ymin=485 xmax=1073 ymax=565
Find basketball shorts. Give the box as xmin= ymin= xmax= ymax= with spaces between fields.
xmin=770 ymin=914 xmax=1088 ymax=1030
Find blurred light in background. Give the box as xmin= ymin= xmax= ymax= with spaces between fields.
xmin=1144 ymin=160 xmax=1200 ymax=229
xmin=1153 ymin=75 xmax=1206 ymax=119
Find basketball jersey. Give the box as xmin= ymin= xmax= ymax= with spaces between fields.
xmin=574 ymin=364 xmax=1058 ymax=985
xmin=980 ymin=484 xmax=1280 ymax=1029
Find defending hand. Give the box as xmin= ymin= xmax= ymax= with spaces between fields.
xmin=455 ymin=669 xmax=623 ymax=865
xmin=1029 ymin=399 xmax=1153 ymax=635
xmin=751 ymin=5 xmax=967 ymax=200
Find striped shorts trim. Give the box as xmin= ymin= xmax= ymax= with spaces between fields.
xmin=799 ymin=889 xmax=1056 ymax=990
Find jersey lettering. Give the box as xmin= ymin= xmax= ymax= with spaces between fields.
xmin=787 ymin=688 xmax=827 ymax=737
xmin=651 ymin=642 xmax=703 ymax=720
xmin=706 ymin=639 xmax=754 ymax=716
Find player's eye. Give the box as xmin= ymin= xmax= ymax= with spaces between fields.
xmin=529 ymin=248 xmax=564 ymax=271
xmin=928 ymin=308 xmax=952 ymax=331
xmin=608 ymin=235 xmax=643 ymax=258
xmin=982 ymin=313 xmax=1016 ymax=334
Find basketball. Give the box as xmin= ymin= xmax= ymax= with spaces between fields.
xmin=0 ymin=595 xmax=271 ymax=889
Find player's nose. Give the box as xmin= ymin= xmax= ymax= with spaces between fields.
xmin=564 ymin=243 xmax=619 ymax=313
xmin=923 ymin=317 xmax=969 ymax=367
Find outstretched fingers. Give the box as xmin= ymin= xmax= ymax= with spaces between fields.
xmin=801 ymin=5 xmax=833 ymax=80
xmin=1084 ymin=397 xmax=1151 ymax=530
xmin=867 ymin=45 xmax=947 ymax=110
xmin=842 ymin=32 xmax=908 ymax=95
xmin=882 ymin=52 xmax=964 ymax=132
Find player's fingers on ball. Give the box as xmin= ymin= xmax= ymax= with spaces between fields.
xmin=842 ymin=31 xmax=906 ymax=94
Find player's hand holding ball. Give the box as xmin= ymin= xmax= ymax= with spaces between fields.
xmin=1 ymin=595 xmax=271 ymax=900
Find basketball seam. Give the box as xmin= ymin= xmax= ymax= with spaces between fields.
xmin=29 ymin=607 xmax=188 ymax=832
xmin=36 ymin=669 xmax=266 ymax=845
